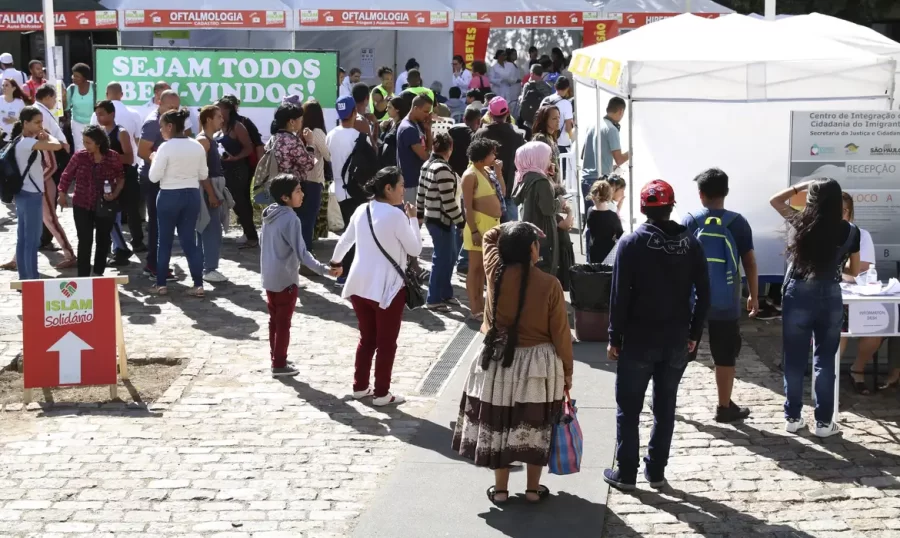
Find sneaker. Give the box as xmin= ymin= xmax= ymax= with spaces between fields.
xmin=755 ymin=306 xmax=781 ymax=321
xmin=372 ymin=393 xmax=406 ymax=406
xmin=814 ymin=421 xmax=841 ymax=438
xmin=271 ymin=364 xmax=299 ymax=378
xmin=785 ymin=416 xmax=806 ymax=433
xmin=643 ymin=467 xmax=667 ymax=489
xmin=335 ymin=276 xmax=346 ymax=288
xmin=765 ymin=296 xmax=783 ymax=312
xmin=352 ymin=387 xmax=374 ymax=399
xmin=603 ymin=468 xmax=636 ymax=492
xmin=132 ymin=242 xmax=148 ymax=253
xmin=202 ymin=270 xmax=228 ymax=283
xmin=715 ymin=401 xmax=751 ymax=423
xmin=443 ymin=297 xmax=462 ymax=306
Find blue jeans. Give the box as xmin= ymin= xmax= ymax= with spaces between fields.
xmin=295 ymin=181 xmax=323 ymax=250
xmin=782 ymin=278 xmax=843 ymax=424
xmin=156 ymin=188 xmax=203 ymax=287
xmin=456 ymin=222 xmax=468 ymax=271
xmin=614 ymin=344 xmax=689 ymax=477
xmin=199 ymin=201 xmax=222 ymax=273
xmin=426 ymin=222 xmax=457 ymax=304
xmin=142 ymin=181 xmax=160 ymax=271
xmin=15 ymin=190 xmax=43 ymax=280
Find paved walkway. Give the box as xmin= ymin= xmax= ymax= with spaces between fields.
xmin=603 ymin=319 xmax=900 ymax=538
xmin=0 ymin=207 xmax=467 ymax=537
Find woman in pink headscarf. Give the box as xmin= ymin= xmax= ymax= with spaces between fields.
xmin=511 ymin=141 xmax=574 ymax=280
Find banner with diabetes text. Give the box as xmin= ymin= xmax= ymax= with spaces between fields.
xmin=790 ymin=110 xmax=900 ymax=261
xmin=453 ymin=22 xmax=490 ymax=71
xmin=582 ymin=20 xmax=619 ymax=46
xmin=95 ymin=49 xmax=337 ymax=109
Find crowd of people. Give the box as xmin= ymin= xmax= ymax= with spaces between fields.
xmin=3 ymin=47 xmax=892 ymax=501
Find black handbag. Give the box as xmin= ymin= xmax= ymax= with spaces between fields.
xmin=365 ymin=204 xmax=426 ymax=310
xmin=94 ymin=165 xmax=120 ymax=219
xmin=323 ymin=159 xmax=334 ymax=184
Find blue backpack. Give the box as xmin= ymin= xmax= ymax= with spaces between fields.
xmin=690 ymin=210 xmax=742 ymax=320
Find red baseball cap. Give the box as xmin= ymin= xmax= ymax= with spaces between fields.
xmin=640 ymin=180 xmax=676 ymax=209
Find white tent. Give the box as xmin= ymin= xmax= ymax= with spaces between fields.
xmin=777 ymin=13 xmax=900 ymax=108
xmin=571 ymin=14 xmax=896 ymax=277
xmin=290 ymin=0 xmax=454 ymax=93
xmin=593 ymin=0 xmax=733 ymax=13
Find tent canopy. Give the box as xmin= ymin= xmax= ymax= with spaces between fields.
xmin=592 ymin=0 xmax=733 ymax=13
xmin=571 ymin=14 xmax=896 ymax=102
xmin=102 ymin=0 xmax=291 ymax=8
xmin=289 ymin=0 xmax=453 ymax=12
xmin=1 ymin=0 xmax=107 ymax=9
xmin=777 ymin=12 xmax=900 ymax=59
xmin=446 ymin=0 xmax=595 ymax=12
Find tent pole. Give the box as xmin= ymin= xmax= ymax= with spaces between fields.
xmin=765 ymin=0 xmax=776 ymax=21
xmin=42 ymin=0 xmax=57 ymax=83
xmin=394 ymin=31 xmax=399 ymax=77
xmin=627 ymin=64 xmax=634 ymax=233
xmin=291 ymin=30 xmax=296 ymax=51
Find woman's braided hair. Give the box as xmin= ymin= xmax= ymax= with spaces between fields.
xmin=480 ymin=222 xmax=539 ymax=369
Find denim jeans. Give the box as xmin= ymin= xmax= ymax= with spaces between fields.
xmin=426 ymin=222 xmax=457 ymax=304
xmin=782 ymin=278 xmax=843 ymax=424
xmin=614 ymin=344 xmax=689 ymax=477
xmin=15 ymin=190 xmax=43 ymax=280
xmin=456 ymin=221 xmax=468 ymax=271
xmin=141 ymin=181 xmax=160 ymax=271
xmin=295 ymin=181 xmax=323 ymax=250
xmin=199 ymin=202 xmax=222 ymax=273
xmin=156 ymin=188 xmax=203 ymax=287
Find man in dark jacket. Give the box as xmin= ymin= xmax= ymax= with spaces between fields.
xmin=604 ymin=180 xmax=710 ymax=492
xmin=474 ymin=96 xmax=525 ymax=221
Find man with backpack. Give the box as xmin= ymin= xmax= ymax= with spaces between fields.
xmin=396 ymin=95 xmax=433 ymax=205
xmin=328 ymin=95 xmax=377 ymax=286
xmin=683 ymin=168 xmax=758 ymax=423
xmin=518 ymin=64 xmax=553 ymax=136
xmin=604 ymin=180 xmax=710 ymax=491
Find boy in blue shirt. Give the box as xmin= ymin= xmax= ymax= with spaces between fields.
xmin=683 ymin=168 xmax=759 ymax=423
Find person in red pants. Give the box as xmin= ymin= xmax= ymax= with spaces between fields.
xmin=261 ymin=173 xmax=341 ymax=377
xmin=330 ymin=167 xmax=423 ymax=406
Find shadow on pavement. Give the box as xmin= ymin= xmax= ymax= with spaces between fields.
xmin=604 ymin=489 xmax=816 ymax=537
xmin=479 ymin=491 xmax=605 ymax=537
xmin=678 ymin=416 xmax=900 ymax=488
xmin=277 ymin=377 xmax=464 ymax=463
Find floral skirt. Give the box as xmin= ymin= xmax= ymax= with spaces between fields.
xmin=451 ymin=342 xmax=565 ymax=469
xmin=314 ymin=183 xmax=330 ymax=240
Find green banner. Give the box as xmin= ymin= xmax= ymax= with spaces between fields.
xmin=95 ymin=48 xmax=338 ymax=108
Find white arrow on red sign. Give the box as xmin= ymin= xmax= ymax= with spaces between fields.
xmin=47 ymin=332 xmax=93 ymax=385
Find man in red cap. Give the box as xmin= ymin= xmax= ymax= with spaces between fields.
xmin=604 ymin=179 xmax=710 ymax=492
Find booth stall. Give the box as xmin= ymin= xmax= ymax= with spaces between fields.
xmin=0 ymin=0 xmax=118 ymax=82
xmin=447 ymin=0 xmax=598 ymax=57
xmin=777 ymin=13 xmax=900 ymax=109
xmin=291 ymin=0 xmax=454 ymax=92
xmin=570 ymin=14 xmax=896 ymax=278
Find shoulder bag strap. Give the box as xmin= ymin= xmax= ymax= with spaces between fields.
xmin=366 ymin=204 xmax=406 ymax=281
xmin=23 ymin=150 xmax=40 ymax=192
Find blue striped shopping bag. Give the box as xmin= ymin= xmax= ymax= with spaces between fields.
xmin=548 ymin=391 xmax=583 ymax=475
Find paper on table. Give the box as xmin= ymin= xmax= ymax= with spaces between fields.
xmin=842 ymin=278 xmax=900 ymax=296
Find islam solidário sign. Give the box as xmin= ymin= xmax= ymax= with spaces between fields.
xmin=790 ymin=110 xmax=900 ymax=261
xmin=95 ymin=49 xmax=338 ymax=109
xmin=20 ymin=278 xmax=119 ymax=390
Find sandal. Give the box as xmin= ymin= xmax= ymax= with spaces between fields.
xmin=54 ymin=258 xmax=77 ymax=270
xmin=879 ymin=374 xmax=900 ymax=391
xmin=0 ymin=261 xmax=16 ymax=271
xmin=486 ymin=486 xmax=509 ymax=505
xmin=186 ymin=286 xmax=205 ymax=298
xmin=426 ymin=303 xmax=451 ymax=313
xmin=849 ymin=370 xmax=871 ymax=395
xmin=525 ymin=485 xmax=551 ymax=503
xmin=469 ymin=312 xmax=484 ymax=322
xmin=150 ymin=285 xmax=168 ymax=296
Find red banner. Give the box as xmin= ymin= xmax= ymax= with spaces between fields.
xmin=610 ymin=12 xmax=721 ymax=30
xmin=0 ymin=10 xmax=117 ymax=31
xmin=299 ymin=10 xmax=449 ymax=28
xmin=123 ymin=9 xmax=287 ymax=29
xmin=453 ymin=21 xmax=490 ymax=72
xmin=582 ymin=20 xmax=620 ymax=47
xmin=458 ymin=11 xmax=586 ymax=29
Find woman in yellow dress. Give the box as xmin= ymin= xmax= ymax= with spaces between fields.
xmin=462 ymin=138 xmax=505 ymax=320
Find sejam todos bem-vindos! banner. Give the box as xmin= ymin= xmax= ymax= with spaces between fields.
xmin=790 ymin=110 xmax=900 ymax=262
xmin=95 ymin=48 xmax=339 ymax=136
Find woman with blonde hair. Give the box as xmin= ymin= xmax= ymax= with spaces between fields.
xmin=587 ymin=179 xmax=625 ymax=264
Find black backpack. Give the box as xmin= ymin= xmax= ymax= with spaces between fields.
xmin=342 ymin=133 xmax=379 ymax=201
xmin=0 ymin=137 xmax=40 ymax=204
xmin=519 ymin=81 xmax=553 ymax=128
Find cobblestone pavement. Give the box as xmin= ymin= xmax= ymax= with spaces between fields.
xmin=0 ymin=208 xmax=468 ymax=538
xmin=603 ymin=318 xmax=900 ymax=538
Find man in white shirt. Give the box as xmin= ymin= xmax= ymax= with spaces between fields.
xmin=328 ymin=95 xmax=370 ymax=285
xmin=32 ymin=84 xmax=70 ymax=153
xmin=90 ymin=82 xmax=142 ymax=156
xmin=395 ymin=58 xmax=418 ymax=92
xmin=0 ymin=53 xmax=27 ymax=90
xmin=452 ymin=55 xmax=472 ymax=94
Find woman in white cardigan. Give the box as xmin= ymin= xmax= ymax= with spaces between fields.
xmin=331 ymin=167 xmax=423 ymax=406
